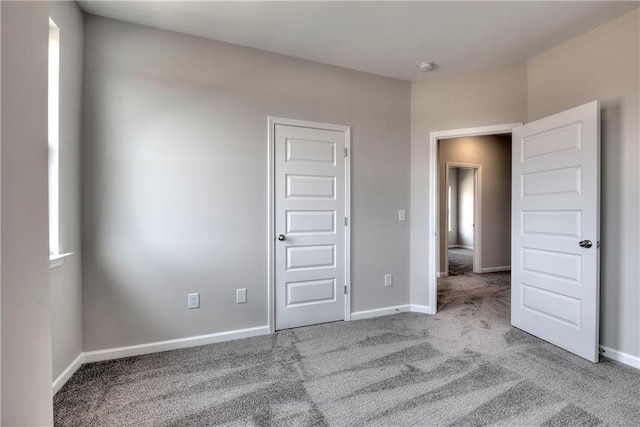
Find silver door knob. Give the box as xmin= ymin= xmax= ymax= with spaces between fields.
xmin=579 ymin=240 xmax=592 ymax=248
xmin=278 ymin=234 xmax=286 ymax=241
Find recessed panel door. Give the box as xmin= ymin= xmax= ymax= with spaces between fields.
xmin=512 ymin=101 xmax=600 ymax=362
xmin=275 ymin=123 xmax=347 ymax=330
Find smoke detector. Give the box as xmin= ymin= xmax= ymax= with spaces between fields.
xmin=419 ymin=62 xmax=435 ymax=72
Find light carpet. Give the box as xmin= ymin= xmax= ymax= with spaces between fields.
xmin=54 ymin=272 xmax=639 ymax=426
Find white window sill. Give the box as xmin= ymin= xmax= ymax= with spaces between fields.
xmin=50 ymin=253 xmax=73 ymax=269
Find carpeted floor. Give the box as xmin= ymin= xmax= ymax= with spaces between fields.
xmin=54 ymin=272 xmax=640 ymax=426
xmin=448 ymin=247 xmax=473 ymax=276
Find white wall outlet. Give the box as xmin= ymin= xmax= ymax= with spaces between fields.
xmin=236 ymin=288 xmax=247 ymax=304
xmin=398 ymin=209 xmax=406 ymax=222
xmin=384 ymin=274 xmax=393 ymax=287
xmin=188 ymin=292 xmax=200 ymax=309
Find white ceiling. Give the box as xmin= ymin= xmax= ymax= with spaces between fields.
xmin=78 ymin=1 xmax=639 ymax=81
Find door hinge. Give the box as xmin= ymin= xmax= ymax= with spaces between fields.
xmin=344 ymin=285 xmax=348 ymax=295
xmin=344 ymin=148 xmax=348 ymax=158
xmin=344 ymin=217 xmax=349 ymax=226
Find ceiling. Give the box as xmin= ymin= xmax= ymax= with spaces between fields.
xmin=78 ymin=1 xmax=639 ymax=81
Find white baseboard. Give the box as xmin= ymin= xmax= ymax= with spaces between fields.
xmin=83 ymin=325 xmax=270 ymax=364
xmin=410 ymin=304 xmax=435 ymax=315
xmin=351 ymin=305 xmax=411 ymax=320
xmin=481 ymin=266 xmax=511 ymax=273
xmin=52 ymin=353 xmax=83 ymax=395
xmin=600 ymin=345 xmax=640 ymax=369
xmin=351 ymin=304 xmax=436 ymax=320
xmin=437 ymin=272 xmax=449 ymax=277
xmin=54 ymin=304 xmax=445 ymax=393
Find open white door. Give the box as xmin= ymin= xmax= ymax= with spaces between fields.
xmin=512 ymin=101 xmax=600 ymax=362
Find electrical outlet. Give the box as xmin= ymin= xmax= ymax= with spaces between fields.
xmin=398 ymin=209 xmax=406 ymax=222
xmin=384 ymin=274 xmax=393 ymax=287
xmin=236 ymin=288 xmax=247 ymax=304
xmin=188 ymin=292 xmax=200 ymax=309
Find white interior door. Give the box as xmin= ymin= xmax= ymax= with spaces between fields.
xmin=512 ymin=101 xmax=600 ymax=362
xmin=274 ymin=121 xmax=348 ymax=330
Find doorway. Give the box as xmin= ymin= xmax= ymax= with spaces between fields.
xmin=427 ymin=123 xmax=520 ymax=313
xmin=427 ymin=102 xmax=600 ymax=363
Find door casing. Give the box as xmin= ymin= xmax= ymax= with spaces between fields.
xmin=267 ymin=116 xmax=351 ymax=334
xmin=428 ymin=123 xmax=521 ymax=313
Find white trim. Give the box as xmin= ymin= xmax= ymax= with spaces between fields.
xmin=599 ymin=346 xmax=640 ymax=369
xmin=49 ymin=252 xmax=73 ymax=269
xmin=344 ymin=126 xmax=352 ymax=322
xmin=437 ymin=272 xmax=448 ymax=278
xmin=52 ymin=353 xmax=83 ymax=395
xmin=83 ymin=326 xmax=269 ymax=363
xmin=429 ymin=123 xmax=521 ymax=315
xmin=53 ymin=326 xmax=270 ymax=393
xmin=409 ymin=304 xmax=434 ymax=314
xmin=351 ymin=304 xmax=436 ymax=320
xmin=481 ymin=266 xmax=511 ymax=273
xmin=351 ymin=305 xmax=411 ymax=320
xmin=268 ymin=118 xmax=275 ymax=333
xmin=267 ymin=116 xmax=351 ymax=333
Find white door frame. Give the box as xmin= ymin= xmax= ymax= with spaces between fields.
xmin=442 ymin=162 xmax=482 ymax=276
xmin=428 ymin=123 xmax=521 ymax=314
xmin=267 ymin=116 xmax=351 ymax=334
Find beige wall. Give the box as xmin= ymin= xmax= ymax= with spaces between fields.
xmin=50 ymin=0 xmax=84 ymax=382
xmin=438 ymin=136 xmax=512 ymax=272
xmin=410 ymin=63 xmax=527 ymax=306
xmin=1 ymin=1 xmax=53 ymax=424
xmin=82 ymin=15 xmax=411 ymax=351
xmin=527 ymin=9 xmax=639 ymax=358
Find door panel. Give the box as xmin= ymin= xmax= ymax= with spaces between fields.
xmin=275 ymin=123 xmax=347 ymax=330
xmin=512 ymin=101 xmax=600 ymax=362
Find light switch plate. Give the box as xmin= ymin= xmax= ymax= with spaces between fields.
xmin=236 ymin=288 xmax=247 ymax=304
xmin=399 ymin=209 xmax=406 ymax=222
xmin=384 ymin=274 xmax=393 ymax=287
xmin=188 ymin=293 xmax=200 ymax=309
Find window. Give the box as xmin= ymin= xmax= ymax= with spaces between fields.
xmin=448 ymin=185 xmax=452 ymax=232
xmin=48 ymin=18 xmax=71 ymax=268
xmin=49 ymin=18 xmax=60 ymax=255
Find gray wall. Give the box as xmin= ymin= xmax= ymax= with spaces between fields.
xmin=410 ymin=63 xmax=527 ymax=306
xmin=457 ymin=168 xmax=474 ymax=249
xmin=82 ymin=15 xmax=411 ymax=351
xmin=50 ymin=0 xmax=84 ymax=382
xmin=1 ymin=1 xmax=53 ymax=424
xmin=527 ymin=9 xmax=639 ymax=358
xmin=438 ymin=136 xmax=511 ymax=273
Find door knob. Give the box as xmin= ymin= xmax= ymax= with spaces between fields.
xmin=579 ymin=240 xmax=593 ymax=248
xmin=277 ymin=234 xmax=286 ymax=241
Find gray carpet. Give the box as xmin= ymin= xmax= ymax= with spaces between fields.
xmin=448 ymin=247 xmax=473 ymax=276
xmin=54 ymin=273 xmax=640 ymax=426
